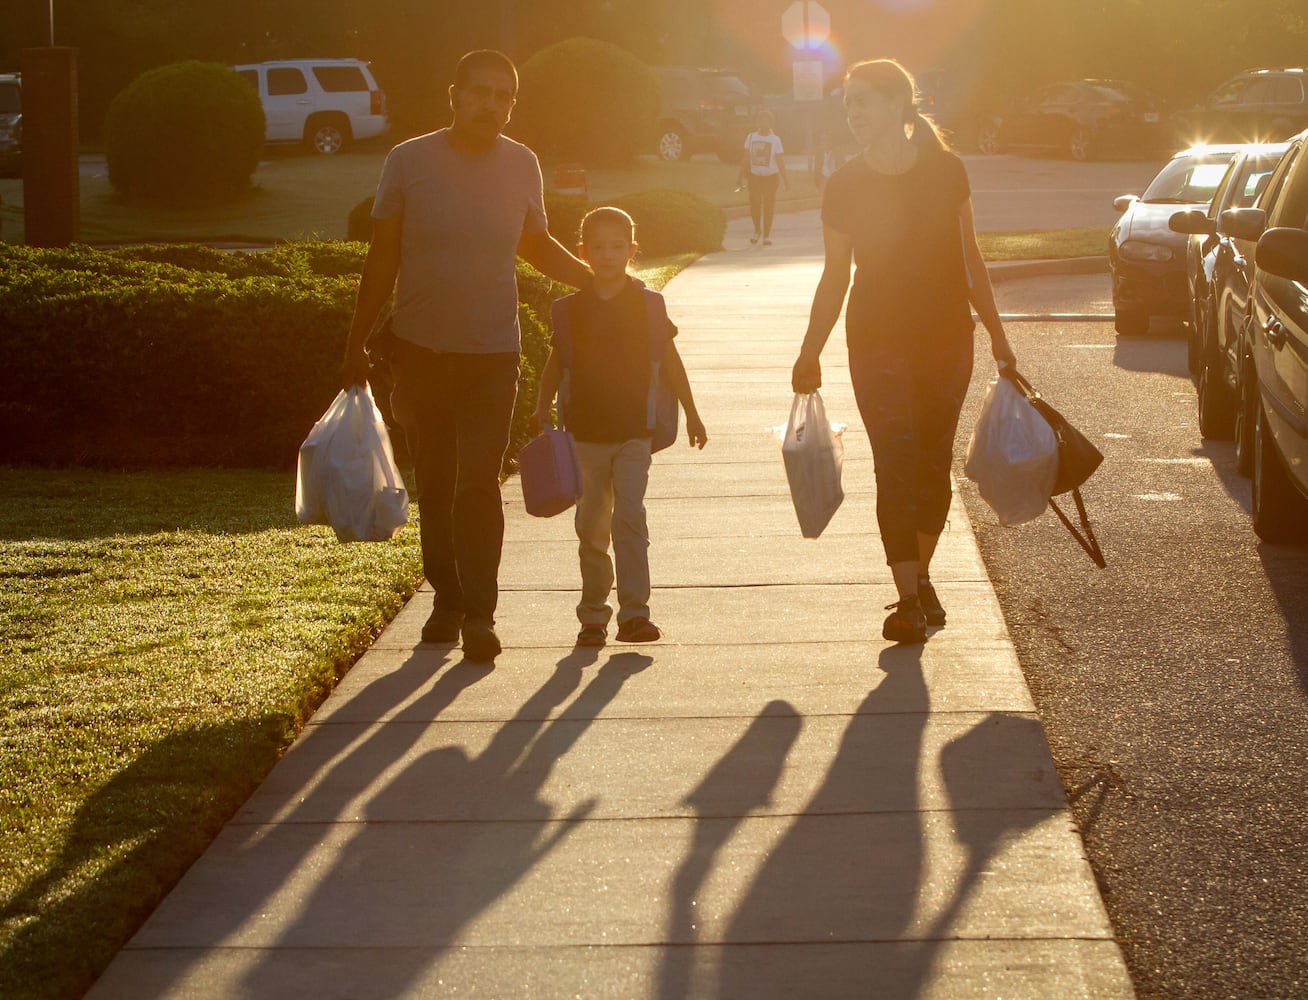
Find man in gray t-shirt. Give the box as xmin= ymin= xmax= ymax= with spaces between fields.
xmin=341 ymin=50 xmax=591 ymax=662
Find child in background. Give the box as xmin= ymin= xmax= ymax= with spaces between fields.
xmin=531 ymin=207 xmax=708 ymax=646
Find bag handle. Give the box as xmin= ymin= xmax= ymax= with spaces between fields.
xmin=1049 ymin=488 xmax=1106 ymax=568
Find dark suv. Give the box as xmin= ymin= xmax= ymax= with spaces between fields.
xmin=1173 ymin=67 xmax=1308 ymax=145
xmin=652 ymin=66 xmax=754 ymax=162
xmin=0 ymin=73 xmax=20 ymax=178
xmin=1219 ymin=127 xmax=1308 ymax=542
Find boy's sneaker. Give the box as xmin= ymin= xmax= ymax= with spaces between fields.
xmin=882 ymin=595 xmax=927 ymax=644
xmin=421 ymin=606 xmax=464 ymax=644
xmin=576 ymin=625 xmax=607 ymax=647
xmin=917 ymin=579 xmax=946 ymax=627
xmin=461 ymin=620 xmax=502 ymax=662
xmin=616 ymin=617 xmax=661 ymax=643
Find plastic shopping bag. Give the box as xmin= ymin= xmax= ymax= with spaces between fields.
xmin=963 ymin=375 xmax=1058 ymax=526
xmin=779 ymin=392 xmax=846 ymax=538
xmin=295 ymin=386 xmax=409 ymax=542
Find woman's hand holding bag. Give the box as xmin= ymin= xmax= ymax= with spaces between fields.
xmin=963 ymin=375 xmax=1058 ymax=526
xmin=779 ymin=391 xmax=846 ymax=538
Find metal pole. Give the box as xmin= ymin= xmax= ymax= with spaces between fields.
xmin=49 ymin=0 xmax=54 ymax=45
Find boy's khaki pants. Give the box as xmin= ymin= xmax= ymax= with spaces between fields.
xmin=573 ymin=438 xmax=652 ymax=627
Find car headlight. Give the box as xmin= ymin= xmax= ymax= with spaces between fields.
xmin=1119 ymin=240 xmax=1174 ymax=263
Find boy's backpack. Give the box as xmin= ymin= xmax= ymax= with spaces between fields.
xmin=548 ymin=288 xmax=680 ymax=453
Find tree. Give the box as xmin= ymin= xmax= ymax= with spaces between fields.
xmin=511 ymin=38 xmax=660 ymax=165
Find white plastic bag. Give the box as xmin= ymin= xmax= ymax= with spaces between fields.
xmin=963 ymin=375 xmax=1058 ymax=526
xmin=779 ymin=392 xmax=846 ymax=538
xmin=295 ymin=386 xmax=408 ymax=542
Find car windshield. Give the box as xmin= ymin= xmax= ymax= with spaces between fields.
xmin=707 ymin=75 xmax=750 ymax=101
xmin=1142 ymin=155 xmax=1236 ymax=204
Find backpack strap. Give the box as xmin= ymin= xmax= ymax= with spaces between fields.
xmin=642 ymin=289 xmax=672 ymax=432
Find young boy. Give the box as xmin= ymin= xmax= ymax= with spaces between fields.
xmin=530 ymin=207 xmax=708 ymax=647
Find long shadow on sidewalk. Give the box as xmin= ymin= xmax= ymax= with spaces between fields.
xmin=239 ymin=651 xmax=652 ymax=997
xmin=704 ymin=649 xmax=1056 ymax=998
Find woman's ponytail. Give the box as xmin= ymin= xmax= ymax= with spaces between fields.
xmin=908 ymin=108 xmax=948 ymax=152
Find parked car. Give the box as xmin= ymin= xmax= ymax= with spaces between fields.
xmin=978 ymin=79 xmax=1166 ymax=161
xmin=233 ymin=59 xmax=387 ymax=155
xmin=0 ymin=73 xmax=20 ymax=178
xmin=1214 ymin=129 xmax=1308 ymax=541
xmin=1172 ymin=67 xmax=1308 ymax=146
xmin=1109 ymin=145 xmax=1242 ymax=336
xmin=1168 ymin=143 xmax=1287 ymax=453
xmin=652 ymin=66 xmax=754 ymax=162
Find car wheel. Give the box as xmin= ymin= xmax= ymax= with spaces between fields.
xmin=307 ymin=115 xmax=350 ymax=155
xmin=976 ymin=121 xmax=1003 ymax=155
xmin=1196 ymin=346 xmax=1235 ymax=440
xmin=658 ymin=127 xmax=688 ymax=162
xmin=1251 ymin=402 xmax=1308 ymax=543
xmin=1233 ymin=347 xmax=1257 ymax=476
xmin=1114 ymin=309 xmax=1148 ymax=336
xmin=1068 ymin=126 xmax=1093 ymax=162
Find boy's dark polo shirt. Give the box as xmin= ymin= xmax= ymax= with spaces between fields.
xmin=561 ymin=279 xmax=677 ymax=444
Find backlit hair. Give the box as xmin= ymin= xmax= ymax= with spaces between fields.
xmin=453 ymin=50 xmax=518 ymax=94
xmin=844 ymin=58 xmax=949 ymax=152
xmin=579 ymin=206 xmax=637 ymax=248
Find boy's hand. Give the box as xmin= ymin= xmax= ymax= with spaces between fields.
xmin=528 ymin=407 xmax=552 ymax=435
xmin=685 ymin=413 xmax=708 ymax=450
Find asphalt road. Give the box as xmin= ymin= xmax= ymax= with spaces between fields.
xmin=956 ymin=291 xmax=1308 ymax=999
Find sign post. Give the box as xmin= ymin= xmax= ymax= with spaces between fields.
xmin=781 ymin=1 xmax=830 ymax=159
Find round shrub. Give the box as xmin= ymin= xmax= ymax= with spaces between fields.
xmin=105 ymin=61 xmax=265 ymax=205
xmin=513 ymin=38 xmax=659 ymax=166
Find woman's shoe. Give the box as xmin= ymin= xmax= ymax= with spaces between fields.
xmin=882 ymin=595 xmax=927 ymax=644
xmin=917 ymin=579 xmax=946 ymax=627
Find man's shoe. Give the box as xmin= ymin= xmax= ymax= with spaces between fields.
xmin=917 ymin=579 xmax=946 ymax=627
xmin=616 ymin=617 xmax=661 ymax=643
xmin=421 ymin=606 xmax=464 ymax=644
xmin=882 ymin=595 xmax=927 ymax=644
xmin=576 ymin=625 xmax=607 ymax=647
xmin=461 ymin=621 xmax=502 ymax=661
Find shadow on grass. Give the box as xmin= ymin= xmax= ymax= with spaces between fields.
xmin=0 ymin=716 xmax=291 ymax=1000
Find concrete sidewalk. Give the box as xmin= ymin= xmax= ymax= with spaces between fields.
xmin=88 ymin=212 xmax=1134 ymax=998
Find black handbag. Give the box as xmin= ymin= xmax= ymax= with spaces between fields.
xmin=1001 ymin=368 xmax=1106 ymax=567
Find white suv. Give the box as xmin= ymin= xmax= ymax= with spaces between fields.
xmin=234 ymin=59 xmax=388 ymax=155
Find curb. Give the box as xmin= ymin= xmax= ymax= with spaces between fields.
xmin=988 ymin=256 xmax=1108 ymax=283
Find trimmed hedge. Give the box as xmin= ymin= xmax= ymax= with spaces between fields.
xmin=0 ymin=244 xmax=563 ymax=471
xmin=105 ymin=62 xmax=265 ymax=205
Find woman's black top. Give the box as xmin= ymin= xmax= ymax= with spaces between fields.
xmin=821 ymin=145 xmax=975 ymax=347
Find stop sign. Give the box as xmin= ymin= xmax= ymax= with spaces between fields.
xmin=781 ymin=1 xmax=830 ymax=49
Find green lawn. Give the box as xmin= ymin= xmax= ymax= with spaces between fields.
xmin=0 ymin=467 xmax=425 ymax=999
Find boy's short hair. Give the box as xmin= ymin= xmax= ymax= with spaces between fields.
xmin=453 ymin=50 xmax=518 ymax=94
xmin=579 ymin=206 xmax=637 ymax=246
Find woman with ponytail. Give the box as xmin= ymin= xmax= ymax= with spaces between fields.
xmin=791 ymin=58 xmax=1016 ymax=644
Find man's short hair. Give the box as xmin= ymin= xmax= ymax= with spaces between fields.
xmin=453 ymin=50 xmax=518 ymax=94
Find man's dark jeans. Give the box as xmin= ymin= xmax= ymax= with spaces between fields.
xmin=390 ymin=344 xmax=520 ymax=626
